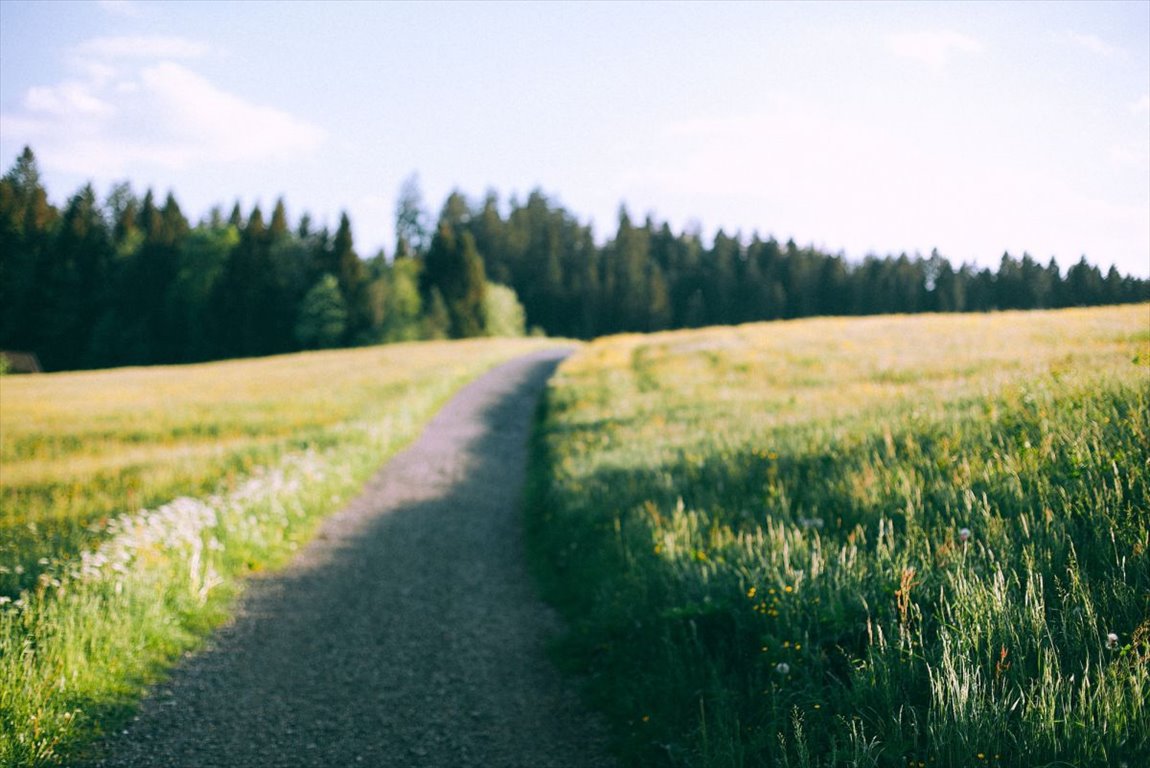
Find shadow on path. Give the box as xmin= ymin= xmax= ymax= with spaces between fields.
xmin=92 ymin=348 xmax=615 ymax=768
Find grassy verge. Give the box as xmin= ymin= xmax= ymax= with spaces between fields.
xmin=0 ymin=337 xmax=563 ymax=767
xmin=527 ymin=306 xmax=1150 ymax=767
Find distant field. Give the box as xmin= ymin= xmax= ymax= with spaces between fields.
xmin=0 ymin=338 xmax=559 ymax=596
xmin=528 ymin=305 xmax=1150 ymax=767
xmin=0 ymin=337 xmax=563 ymax=766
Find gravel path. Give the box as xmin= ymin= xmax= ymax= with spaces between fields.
xmin=89 ymin=349 xmax=615 ymax=768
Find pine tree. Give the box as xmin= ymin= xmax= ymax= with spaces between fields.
xmin=422 ymin=287 xmax=450 ymax=339
xmin=332 ymin=212 xmax=363 ymax=299
xmin=212 ymin=205 xmax=282 ymax=357
xmin=44 ymin=184 xmax=111 ymax=369
xmin=420 ymin=222 xmax=487 ymax=338
xmin=170 ymin=222 xmax=238 ymax=362
xmin=227 ymin=202 xmax=244 ymax=230
xmin=268 ymin=198 xmax=290 ymax=242
xmin=395 ymin=174 xmax=430 ymax=258
xmin=706 ymin=230 xmax=739 ymax=324
xmin=471 ymin=192 xmax=508 ymax=284
xmin=0 ymin=147 xmax=58 ymax=354
xmin=331 ymin=212 xmax=370 ymax=342
xmin=295 ymin=274 xmax=348 ymax=349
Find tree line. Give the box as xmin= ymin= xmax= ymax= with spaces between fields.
xmin=2 ymin=147 xmax=1146 ymax=372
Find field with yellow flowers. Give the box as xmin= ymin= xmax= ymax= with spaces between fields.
xmin=527 ymin=305 xmax=1149 ymax=767
xmin=0 ymin=337 xmax=562 ymax=766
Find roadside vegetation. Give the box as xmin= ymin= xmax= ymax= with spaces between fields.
xmin=528 ymin=305 xmax=1150 ymax=767
xmin=0 ymin=337 xmax=562 ymax=767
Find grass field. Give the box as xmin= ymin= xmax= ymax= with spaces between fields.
xmin=527 ymin=305 xmax=1150 ymax=767
xmin=0 ymin=337 xmax=563 ymax=766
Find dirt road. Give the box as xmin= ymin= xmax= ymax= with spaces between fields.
xmin=90 ymin=348 xmax=615 ymax=768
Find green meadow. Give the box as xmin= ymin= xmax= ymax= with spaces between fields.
xmin=527 ymin=305 xmax=1150 ymax=767
xmin=2 ymin=305 xmax=1147 ymax=767
xmin=0 ymin=337 xmax=561 ymax=766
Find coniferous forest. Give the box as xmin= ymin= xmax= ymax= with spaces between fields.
xmin=2 ymin=147 xmax=1147 ymax=372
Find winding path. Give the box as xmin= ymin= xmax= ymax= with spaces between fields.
xmin=91 ymin=348 xmax=615 ymax=768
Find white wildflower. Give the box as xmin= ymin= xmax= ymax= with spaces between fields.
xmin=33 ymin=449 xmax=332 ymax=603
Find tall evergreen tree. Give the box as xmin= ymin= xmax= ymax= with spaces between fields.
xmin=211 ymin=205 xmax=282 ymax=357
xmin=268 ymin=198 xmax=290 ymax=242
xmin=295 ymin=273 xmax=348 ymax=349
xmin=420 ymin=222 xmax=487 ymax=338
xmin=43 ymin=184 xmax=111 ymax=369
xmin=169 ymin=222 xmax=238 ymax=362
xmin=0 ymin=147 xmax=57 ymax=353
xmin=5 ymin=147 xmax=1149 ymax=369
xmin=1066 ymin=257 xmax=1104 ymax=306
xmin=395 ymin=174 xmax=430 ymax=259
xmin=330 ymin=212 xmax=371 ymax=342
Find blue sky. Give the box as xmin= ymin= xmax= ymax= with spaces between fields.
xmin=1 ymin=0 xmax=1147 ymax=276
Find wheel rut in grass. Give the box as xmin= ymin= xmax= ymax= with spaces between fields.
xmin=91 ymin=348 xmax=614 ymax=768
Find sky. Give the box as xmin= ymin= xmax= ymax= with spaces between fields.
xmin=1 ymin=0 xmax=1147 ymax=277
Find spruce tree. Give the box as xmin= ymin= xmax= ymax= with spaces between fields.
xmin=331 ymin=212 xmax=370 ymax=342
xmin=420 ymin=222 xmax=487 ymax=338
xmin=295 ymin=274 xmax=348 ymax=349
xmin=0 ymin=147 xmax=57 ymax=354
xmin=268 ymin=198 xmax=290 ymax=242
xmin=45 ymin=184 xmax=111 ymax=369
xmin=395 ymin=174 xmax=429 ymax=258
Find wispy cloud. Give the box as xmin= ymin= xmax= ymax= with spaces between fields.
xmin=1109 ymin=142 xmax=1150 ymax=171
xmin=885 ymin=30 xmax=983 ymax=69
xmin=97 ymin=0 xmax=144 ymax=18
xmin=25 ymin=81 xmax=114 ymax=118
xmin=76 ymin=35 xmax=211 ymax=60
xmin=0 ymin=37 xmax=324 ymax=176
xmin=1059 ymin=31 xmax=1126 ymax=59
xmin=139 ymin=62 xmax=324 ymax=166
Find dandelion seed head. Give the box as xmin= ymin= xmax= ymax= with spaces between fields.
xmin=959 ymin=527 xmax=972 ymax=542
xmin=776 ymin=662 xmax=790 ymax=675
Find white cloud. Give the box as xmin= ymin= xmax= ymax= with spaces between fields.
xmin=25 ymin=81 xmax=114 ymax=118
xmin=1109 ymin=142 xmax=1150 ymax=170
xmin=97 ymin=0 xmax=144 ymax=18
xmin=0 ymin=39 xmax=324 ymax=177
xmin=76 ymin=36 xmax=210 ymax=60
xmin=1060 ymin=31 xmax=1126 ymax=59
xmin=138 ymin=62 xmax=325 ymax=166
xmin=885 ymin=30 xmax=983 ymax=69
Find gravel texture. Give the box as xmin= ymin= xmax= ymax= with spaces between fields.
xmin=88 ymin=348 xmax=615 ymax=768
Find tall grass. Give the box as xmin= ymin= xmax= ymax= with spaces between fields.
xmin=527 ymin=306 xmax=1150 ymax=767
xmin=0 ymin=337 xmax=563 ymax=766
